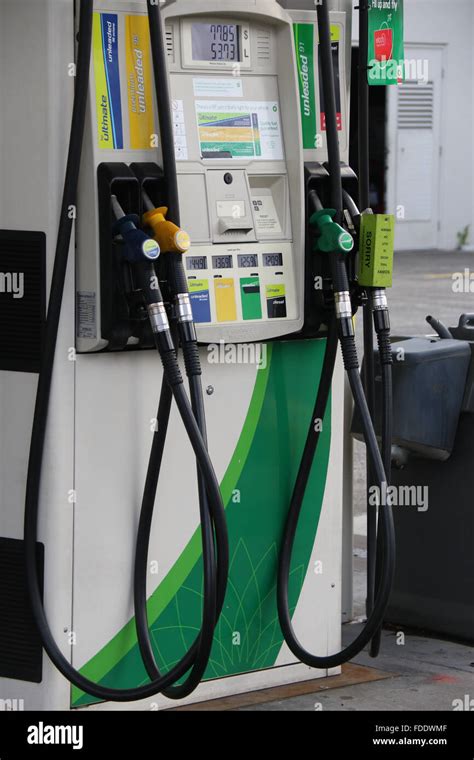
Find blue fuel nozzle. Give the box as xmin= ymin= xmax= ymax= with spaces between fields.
xmin=112 ymin=203 xmax=160 ymax=264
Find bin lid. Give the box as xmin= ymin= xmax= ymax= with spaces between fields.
xmin=389 ymin=338 xmax=471 ymax=366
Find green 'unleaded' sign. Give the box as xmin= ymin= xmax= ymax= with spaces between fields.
xmin=368 ymin=0 xmax=404 ymax=86
xmin=293 ymin=23 xmax=317 ymax=149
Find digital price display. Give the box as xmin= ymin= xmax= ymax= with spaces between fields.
xmin=238 ymin=254 xmax=258 ymax=269
xmin=192 ymin=23 xmax=241 ymax=62
xmin=212 ymin=255 xmax=233 ymax=269
xmin=187 ymin=256 xmax=208 ymax=271
xmin=263 ymin=253 xmax=283 ymax=267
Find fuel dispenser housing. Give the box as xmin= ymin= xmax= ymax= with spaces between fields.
xmin=0 ymin=0 xmax=351 ymax=710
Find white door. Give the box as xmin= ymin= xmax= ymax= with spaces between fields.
xmin=387 ymin=46 xmax=444 ymax=250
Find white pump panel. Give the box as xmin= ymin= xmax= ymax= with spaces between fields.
xmin=163 ymin=0 xmax=305 ymax=344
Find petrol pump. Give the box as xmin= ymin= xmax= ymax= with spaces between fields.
xmin=0 ymin=0 xmax=394 ymax=710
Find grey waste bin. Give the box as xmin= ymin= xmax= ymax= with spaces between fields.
xmin=354 ymin=316 xmax=474 ymax=641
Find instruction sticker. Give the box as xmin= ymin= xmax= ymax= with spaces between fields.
xmin=252 ymin=195 xmax=282 ymax=236
xmin=358 ymin=214 xmax=395 ymax=288
xmin=193 ymin=78 xmax=244 ymax=98
xmin=93 ymin=13 xmax=124 ymax=150
xmin=125 ymin=15 xmax=156 ymax=150
xmin=172 ymin=100 xmax=188 ymax=161
xmin=196 ymin=101 xmax=284 ymax=160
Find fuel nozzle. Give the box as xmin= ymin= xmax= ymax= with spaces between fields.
xmin=140 ymin=191 xmax=199 ymax=377
xmin=111 ymin=195 xmax=160 ymax=263
xmin=142 ymin=191 xmax=191 ymax=254
xmin=310 ymin=209 xmax=354 ymax=254
xmin=110 ymin=195 xmax=177 ymax=358
xmin=310 ymin=207 xmax=357 ymax=367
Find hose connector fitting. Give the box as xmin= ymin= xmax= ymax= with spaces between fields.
xmin=371 ymin=289 xmax=392 ymax=366
xmin=371 ymin=288 xmax=391 ymax=336
xmin=177 ymin=293 xmax=194 ymax=324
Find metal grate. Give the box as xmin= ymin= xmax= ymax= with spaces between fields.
xmin=0 ymin=538 xmax=44 ymax=684
xmin=0 ymin=230 xmax=46 ymax=373
xmin=397 ymin=82 xmax=434 ymax=130
xmin=256 ymin=28 xmax=272 ymax=62
xmin=165 ymin=25 xmax=175 ymax=63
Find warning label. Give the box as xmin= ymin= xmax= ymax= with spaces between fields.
xmin=77 ymin=292 xmax=97 ymax=340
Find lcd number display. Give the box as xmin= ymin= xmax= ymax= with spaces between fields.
xmin=187 ymin=256 xmax=208 ymax=271
xmin=192 ymin=23 xmax=241 ymax=62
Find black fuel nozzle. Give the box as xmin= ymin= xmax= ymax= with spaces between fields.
xmin=110 ymin=196 xmax=180 ymax=378
xmin=111 ymin=195 xmax=161 ymax=265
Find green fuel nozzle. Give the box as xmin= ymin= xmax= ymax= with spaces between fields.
xmin=310 ymin=209 xmax=354 ymax=254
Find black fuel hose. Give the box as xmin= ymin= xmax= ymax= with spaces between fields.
xmin=342 ymin=190 xmax=394 ymax=659
xmin=131 ymin=1 xmax=229 ymax=701
xmin=23 ymin=0 xmax=226 ymax=703
xmin=370 ymin=357 xmax=393 ymax=658
xmin=277 ymin=0 xmax=395 ymax=668
xmin=133 ymin=364 xmax=229 ymax=700
xmin=357 ymin=0 xmax=380 ymax=653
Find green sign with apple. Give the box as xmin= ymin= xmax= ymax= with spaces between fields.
xmin=368 ymin=0 xmax=405 ymax=86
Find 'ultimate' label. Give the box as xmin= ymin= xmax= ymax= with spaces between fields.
xmin=93 ymin=13 xmax=124 ymax=150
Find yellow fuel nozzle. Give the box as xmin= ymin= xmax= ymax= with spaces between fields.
xmin=142 ymin=206 xmax=191 ymax=254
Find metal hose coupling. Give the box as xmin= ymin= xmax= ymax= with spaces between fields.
xmin=371 ymin=289 xmax=393 ymax=367
xmin=148 ymin=302 xmax=169 ymax=334
xmin=177 ymin=293 xmax=194 ymax=324
xmin=176 ymin=292 xmax=202 ymax=378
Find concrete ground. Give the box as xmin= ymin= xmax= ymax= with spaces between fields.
xmin=240 ymin=628 xmax=474 ymax=711
xmin=247 ymin=250 xmax=474 ymax=711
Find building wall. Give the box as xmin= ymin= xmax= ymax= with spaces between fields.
xmin=354 ymin=0 xmax=474 ymax=250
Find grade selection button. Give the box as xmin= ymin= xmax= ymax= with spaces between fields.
xmin=240 ymin=277 xmax=262 ymax=321
xmin=266 ymin=284 xmax=287 ymax=319
xmin=189 ymin=279 xmax=211 ymax=323
xmin=215 ymin=278 xmax=237 ymax=322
